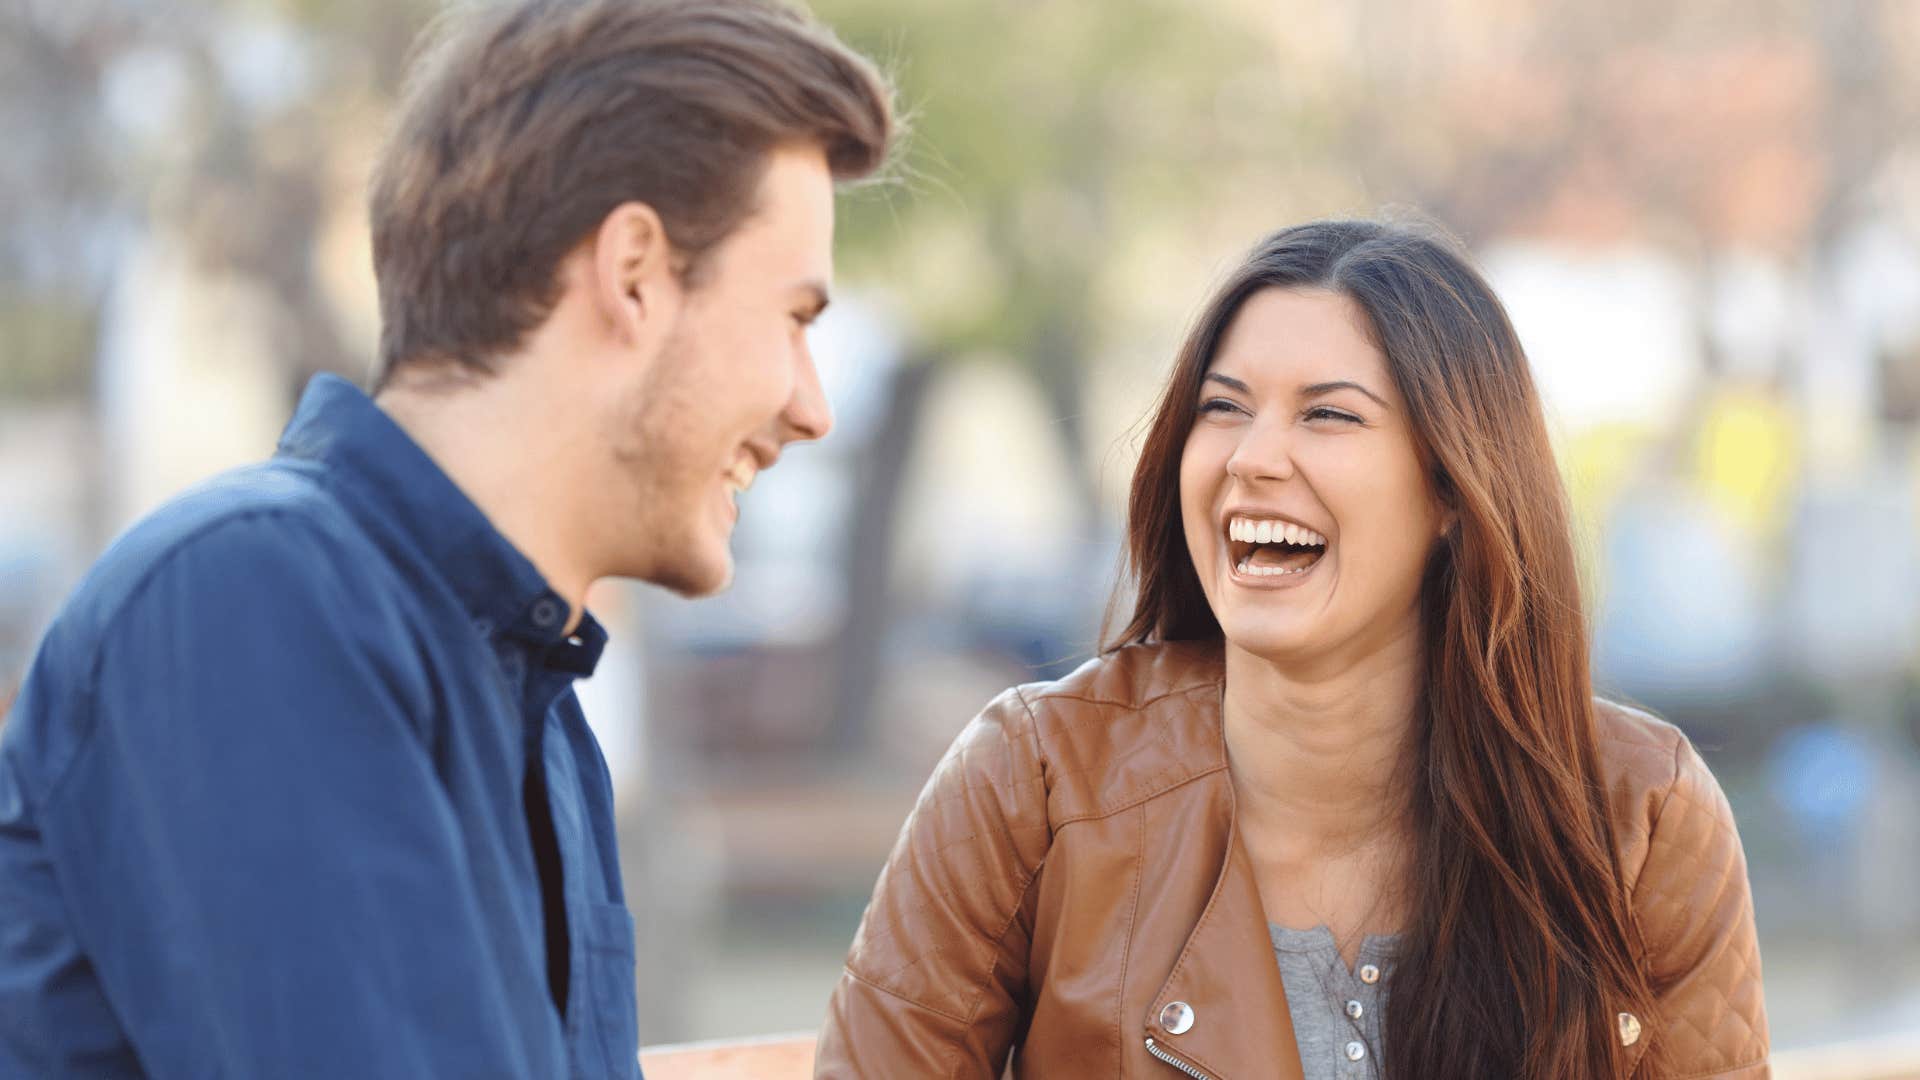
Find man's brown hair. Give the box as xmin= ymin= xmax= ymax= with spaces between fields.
xmin=368 ymin=0 xmax=894 ymax=387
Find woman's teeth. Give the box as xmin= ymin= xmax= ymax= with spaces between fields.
xmin=1235 ymin=556 xmax=1314 ymax=576
xmin=1228 ymin=516 xmax=1326 ymax=545
xmin=1227 ymin=515 xmax=1327 ymax=577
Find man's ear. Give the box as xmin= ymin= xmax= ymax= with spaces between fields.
xmin=589 ymin=201 xmax=677 ymax=348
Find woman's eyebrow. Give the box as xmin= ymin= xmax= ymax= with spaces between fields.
xmin=1202 ymin=372 xmax=1251 ymax=394
xmin=1302 ymin=379 xmax=1390 ymax=410
xmin=1204 ymin=372 xmax=1391 ymax=411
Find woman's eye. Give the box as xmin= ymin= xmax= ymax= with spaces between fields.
xmin=1306 ymin=406 xmax=1362 ymax=424
xmin=1198 ymin=398 xmax=1244 ymax=416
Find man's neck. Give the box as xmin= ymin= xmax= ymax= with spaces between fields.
xmin=1221 ymin=625 xmax=1425 ymax=859
xmin=376 ymin=376 xmax=594 ymax=633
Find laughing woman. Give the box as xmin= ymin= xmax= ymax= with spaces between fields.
xmin=815 ymin=220 xmax=1769 ymax=1080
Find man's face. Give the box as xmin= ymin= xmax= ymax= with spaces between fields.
xmin=602 ymin=145 xmax=837 ymax=596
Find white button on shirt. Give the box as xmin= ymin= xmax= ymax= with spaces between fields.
xmin=1270 ymin=924 xmax=1395 ymax=1080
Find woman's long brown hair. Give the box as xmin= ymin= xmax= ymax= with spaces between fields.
xmin=1108 ymin=219 xmax=1661 ymax=1079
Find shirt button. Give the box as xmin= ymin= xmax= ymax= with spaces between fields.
xmin=1346 ymin=999 xmax=1364 ymax=1020
xmin=1158 ymin=1001 xmax=1195 ymax=1035
xmin=1346 ymin=1041 xmax=1367 ymax=1061
xmin=530 ymin=597 xmax=563 ymax=628
xmin=1358 ymin=963 xmax=1381 ymax=985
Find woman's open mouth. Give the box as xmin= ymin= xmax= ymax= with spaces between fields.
xmin=1226 ymin=515 xmax=1328 ymax=578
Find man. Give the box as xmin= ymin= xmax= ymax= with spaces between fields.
xmin=0 ymin=1 xmax=893 ymax=1075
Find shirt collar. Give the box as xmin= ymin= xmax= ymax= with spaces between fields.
xmin=274 ymin=374 xmax=606 ymax=675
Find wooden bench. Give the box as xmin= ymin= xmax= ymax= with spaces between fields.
xmin=640 ymin=1033 xmax=814 ymax=1079
xmin=637 ymin=1031 xmax=1920 ymax=1079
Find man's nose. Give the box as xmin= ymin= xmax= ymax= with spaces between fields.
xmin=782 ymin=348 xmax=833 ymax=444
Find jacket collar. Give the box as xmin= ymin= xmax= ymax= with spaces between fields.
xmin=275 ymin=374 xmax=605 ymax=672
xmin=1137 ymin=667 xmax=1306 ymax=1080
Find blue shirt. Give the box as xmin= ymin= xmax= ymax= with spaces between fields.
xmin=0 ymin=375 xmax=641 ymax=1078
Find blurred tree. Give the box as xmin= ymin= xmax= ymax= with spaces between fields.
xmin=1 ymin=0 xmax=437 ymax=402
xmin=0 ymin=2 xmax=131 ymax=401
xmin=813 ymin=0 xmax=1308 ymax=746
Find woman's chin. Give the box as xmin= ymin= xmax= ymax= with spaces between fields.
xmin=1216 ymin=619 xmax=1319 ymax=665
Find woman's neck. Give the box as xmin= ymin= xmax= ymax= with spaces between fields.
xmin=1221 ymin=624 xmax=1425 ymax=860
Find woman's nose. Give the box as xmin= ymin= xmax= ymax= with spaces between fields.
xmin=1225 ymin=418 xmax=1296 ymax=483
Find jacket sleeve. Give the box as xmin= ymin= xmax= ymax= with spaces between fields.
xmin=41 ymin=518 xmax=551 ymax=1079
xmin=1631 ymin=735 xmax=1770 ymax=1079
xmin=816 ymin=688 xmax=1053 ymax=1079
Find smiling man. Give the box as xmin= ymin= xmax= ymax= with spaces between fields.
xmin=0 ymin=2 xmax=893 ymax=1076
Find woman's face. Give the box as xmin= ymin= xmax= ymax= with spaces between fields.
xmin=1179 ymin=286 xmax=1447 ymax=669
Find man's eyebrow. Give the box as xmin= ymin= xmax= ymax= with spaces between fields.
xmin=1302 ymin=380 xmax=1390 ymax=410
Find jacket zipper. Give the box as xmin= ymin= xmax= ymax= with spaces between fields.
xmin=1145 ymin=1037 xmax=1213 ymax=1080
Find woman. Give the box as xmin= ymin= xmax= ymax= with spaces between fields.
xmin=815 ymin=220 xmax=1769 ymax=1079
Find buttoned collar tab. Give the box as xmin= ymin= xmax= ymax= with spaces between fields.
xmin=275 ymin=375 xmax=608 ymax=681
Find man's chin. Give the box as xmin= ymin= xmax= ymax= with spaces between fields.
xmin=649 ymin=554 xmax=733 ymax=599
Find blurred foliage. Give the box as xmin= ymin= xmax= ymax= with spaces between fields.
xmin=7 ymin=0 xmax=1916 ymax=404
xmin=806 ymin=0 xmax=1920 ymax=518
xmin=0 ymin=298 xmax=95 ymax=400
xmin=818 ymin=0 xmax=1286 ymax=354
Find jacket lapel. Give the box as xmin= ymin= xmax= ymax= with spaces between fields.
xmin=1142 ymin=779 xmax=1305 ymax=1080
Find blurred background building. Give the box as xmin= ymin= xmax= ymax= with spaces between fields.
xmin=4 ymin=0 xmax=1919 ymax=1059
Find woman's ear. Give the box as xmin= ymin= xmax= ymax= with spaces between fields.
xmin=1432 ymin=469 xmax=1460 ymax=540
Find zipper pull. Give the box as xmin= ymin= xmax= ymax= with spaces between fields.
xmin=1145 ymin=1037 xmax=1213 ymax=1080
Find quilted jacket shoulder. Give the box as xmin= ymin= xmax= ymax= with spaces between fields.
xmin=1594 ymin=699 xmax=1771 ymax=1078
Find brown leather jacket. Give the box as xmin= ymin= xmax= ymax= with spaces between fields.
xmin=816 ymin=642 xmax=1769 ymax=1079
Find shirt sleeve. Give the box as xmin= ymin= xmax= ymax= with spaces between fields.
xmin=815 ymin=688 xmax=1051 ymax=1079
xmin=1631 ymin=736 xmax=1771 ymax=1079
xmin=39 ymin=514 xmax=553 ymax=1079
